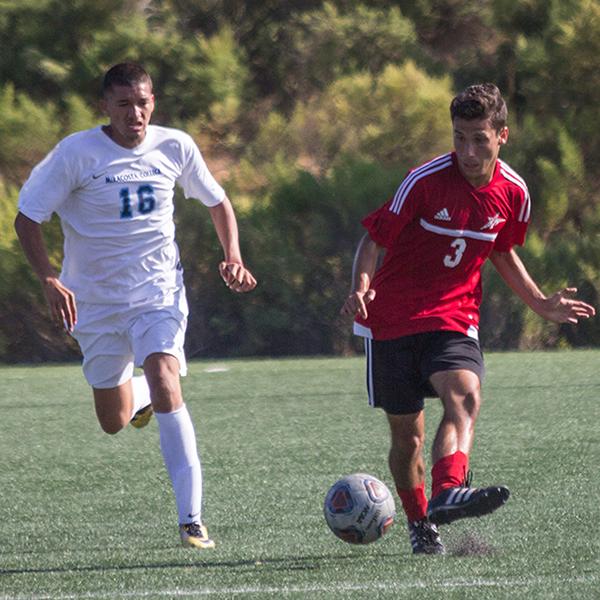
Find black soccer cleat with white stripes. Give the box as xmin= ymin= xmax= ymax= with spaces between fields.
xmin=408 ymin=518 xmax=445 ymax=555
xmin=427 ymin=485 xmax=510 ymax=526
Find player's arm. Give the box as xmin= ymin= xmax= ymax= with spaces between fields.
xmin=489 ymin=248 xmax=595 ymax=323
xmin=14 ymin=212 xmax=77 ymax=332
xmin=207 ymin=196 xmax=257 ymax=293
xmin=341 ymin=232 xmax=383 ymax=319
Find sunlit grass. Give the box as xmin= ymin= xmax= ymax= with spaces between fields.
xmin=0 ymin=352 xmax=598 ymax=598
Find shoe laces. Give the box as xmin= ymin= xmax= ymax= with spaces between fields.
xmin=463 ymin=468 xmax=473 ymax=487
xmin=183 ymin=522 xmax=204 ymax=537
xmin=412 ymin=518 xmax=440 ymax=542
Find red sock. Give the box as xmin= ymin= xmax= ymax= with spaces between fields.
xmin=431 ymin=451 xmax=469 ymax=499
xmin=397 ymin=483 xmax=428 ymax=523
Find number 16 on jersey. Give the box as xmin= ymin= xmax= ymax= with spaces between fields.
xmin=120 ymin=184 xmax=156 ymax=218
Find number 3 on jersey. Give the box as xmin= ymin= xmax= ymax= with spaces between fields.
xmin=120 ymin=185 xmax=156 ymax=218
xmin=444 ymin=238 xmax=466 ymax=268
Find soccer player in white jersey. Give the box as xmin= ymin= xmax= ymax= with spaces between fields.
xmin=15 ymin=63 xmax=257 ymax=549
xmin=341 ymin=83 xmax=595 ymax=555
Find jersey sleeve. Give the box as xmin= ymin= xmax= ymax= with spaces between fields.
xmin=493 ymin=187 xmax=531 ymax=252
xmin=178 ymin=135 xmax=226 ymax=207
xmin=17 ymin=141 xmax=78 ymax=223
xmin=361 ymin=175 xmax=421 ymax=248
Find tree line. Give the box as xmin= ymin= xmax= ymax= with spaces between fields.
xmin=1 ymin=0 xmax=599 ymax=363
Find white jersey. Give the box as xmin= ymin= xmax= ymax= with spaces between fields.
xmin=18 ymin=125 xmax=225 ymax=304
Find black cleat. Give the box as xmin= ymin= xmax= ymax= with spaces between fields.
xmin=408 ymin=518 xmax=445 ymax=555
xmin=427 ymin=485 xmax=510 ymax=526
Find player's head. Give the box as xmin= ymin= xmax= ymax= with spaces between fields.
xmin=450 ymin=83 xmax=509 ymax=187
xmin=102 ymin=62 xmax=153 ymax=97
xmin=450 ymin=83 xmax=507 ymax=132
xmin=100 ymin=63 xmax=155 ymax=149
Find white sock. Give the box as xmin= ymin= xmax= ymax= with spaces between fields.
xmin=155 ymin=405 xmax=203 ymax=525
xmin=130 ymin=375 xmax=151 ymax=419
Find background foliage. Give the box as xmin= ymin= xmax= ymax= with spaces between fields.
xmin=1 ymin=0 xmax=599 ymax=362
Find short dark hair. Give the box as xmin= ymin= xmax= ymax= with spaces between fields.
xmin=102 ymin=63 xmax=152 ymax=96
xmin=450 ymin=83 xmax=507 ymax=131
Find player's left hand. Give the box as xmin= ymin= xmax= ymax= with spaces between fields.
xmin=219 ymin=261 xmax=257 ymax=293
xmin=540 ymin=288 xmax=596 ymax=323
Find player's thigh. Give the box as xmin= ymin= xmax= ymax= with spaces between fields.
xmin=429 ymin=369 xmax=481 ymax=400
xmin=364 ymin=336 xmax=425 ymax=415
xmin=130 ymin=290 xmax=189 ymax=381
xmin=72 ymin=305 xmax=136 ymax=431
xmin=72 ymin=303 xmax=136 ymax=389
xmin=421 ymin=331 xmax=484 ymax=386
xmin=422 ymin=331 xmax=483 ymax=411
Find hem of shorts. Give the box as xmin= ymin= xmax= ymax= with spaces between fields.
xmin=68 ymin=285 xmax=185 ymax=307
xmin=135 ymin=349 xmax=187 ymax=375
xmin=354 ymin=321 xmax=477 ymax=341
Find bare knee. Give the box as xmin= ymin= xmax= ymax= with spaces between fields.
xmin=99 ymin=418 xmax=127 ymax=435
xmin=95 ymin=400 xmax=130 ymax=434
xmin=391 ymin=431 xmax=425 ymax=458
xmin=387 ymin=412 xmax=426 ymax=461
xmin=143 ymin=353 xmax=182 ymax=412
xmin=463 ymin=390 xmax=481 ymax=419
xmin=146 ymin=369 xmax=178 ymax=401
xmin=431 ymin=371 xmax=482 ymax=422
xmin=93 ymin=383 xmax=133 ymax=435
xmin=443 ymin=388 xmax=481 ymax=423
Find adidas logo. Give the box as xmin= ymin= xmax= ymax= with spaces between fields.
xmin=434 ymin=208 xmax=451 ymax=221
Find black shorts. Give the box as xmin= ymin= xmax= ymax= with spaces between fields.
xmin=363 ymin=330 xmax=485 ymax=415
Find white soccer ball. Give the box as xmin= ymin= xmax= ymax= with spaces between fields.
xmin=324 ymin=473 xmax=396 ymax=544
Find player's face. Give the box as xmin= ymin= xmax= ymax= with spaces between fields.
xmin=452 ymin=117 xmax=508 ymax=188
xmin=101 ymin=81 xmax=155 ymax=148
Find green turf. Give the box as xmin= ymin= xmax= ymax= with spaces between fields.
xmin=0 ymin=352 xmax=598 ymax=599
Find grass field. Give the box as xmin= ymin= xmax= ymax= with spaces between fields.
xmin=0 ymin=351 xmax=599 ymax=599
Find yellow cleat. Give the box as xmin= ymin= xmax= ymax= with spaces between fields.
xmin=179 ymin=522 xmax=216 ymax=549
xmin=130 ymin=404 xmax=153 ymax=429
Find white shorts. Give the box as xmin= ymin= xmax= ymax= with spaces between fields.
xmin=72 ymin=288 xmax=189 ymax=389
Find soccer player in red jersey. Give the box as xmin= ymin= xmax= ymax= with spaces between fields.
xmin=341 ymin=83 xmax=595 ymax=554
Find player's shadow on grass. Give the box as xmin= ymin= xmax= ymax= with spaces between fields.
xmin=0 ymin=551 xmax=402 ymax=577
xmin=0 ymin=542 xmax=498 ymax=577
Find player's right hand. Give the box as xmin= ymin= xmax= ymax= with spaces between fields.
xmin=43 ymin=277 xmax=77 ymax=332
xmin=340 ymin=273 xmax=376 ymax=319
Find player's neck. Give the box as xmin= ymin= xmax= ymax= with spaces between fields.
xmin=459 ymin=161 xmax=497 ymax=189
xmin=102 ymin=125 xmax=147 ymax=149
xmin=463 ymin=172 xmax=493 ymax=188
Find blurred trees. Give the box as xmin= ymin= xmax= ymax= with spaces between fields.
xmin=1 ymin=0 xmax=599 ymax=362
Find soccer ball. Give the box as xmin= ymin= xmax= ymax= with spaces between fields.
xmin=323 ymin=473 xmax=396 ymax=544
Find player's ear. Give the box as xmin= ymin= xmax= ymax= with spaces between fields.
xmin=499 ymin=126 xmax=509 ymax=145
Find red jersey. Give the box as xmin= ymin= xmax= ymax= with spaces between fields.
xmin=354 ymin=152 xmax=531 ymax=341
